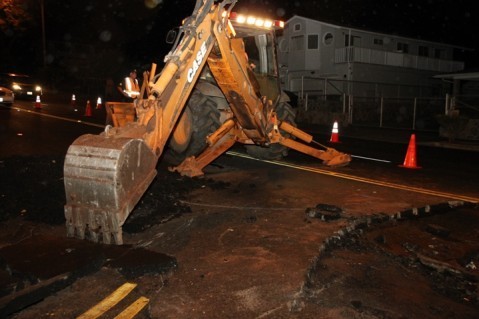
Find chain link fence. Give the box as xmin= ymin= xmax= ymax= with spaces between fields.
xmin=293 ymin=93 xmax=479 ymax=140
xmin=295 ymin=94 xmax=446 ymax=131
xmin=350 ymin=96 xmax=446 ymax=130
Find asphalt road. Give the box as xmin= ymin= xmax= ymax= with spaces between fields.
xmin=0 ymin=100 xmax=104 ymax=157
xmin=3 ymin=99 xmax=479 ymax=202
xmin=1 ymin=98 xmax=478 ymax=318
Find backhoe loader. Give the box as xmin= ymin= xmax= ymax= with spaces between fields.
xmin=64 ymin=0 xmax=351 ymax=244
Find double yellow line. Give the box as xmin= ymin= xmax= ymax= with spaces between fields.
xmin=227 ymin=151 xmax=479 ymax=203
xmin=77 ymin=283 xmax=149 ymax=319
xmin=12 ymin=104 xmax=476 ymax=203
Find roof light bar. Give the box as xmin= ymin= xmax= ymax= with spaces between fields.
xmin=228 ymin=12 xmax=284 ymax=29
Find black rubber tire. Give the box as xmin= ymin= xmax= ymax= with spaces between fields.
xmin=245 ymin=101 xmax=297 ymax=160
xmin=164 ymin=89 xmax=221 ymax=164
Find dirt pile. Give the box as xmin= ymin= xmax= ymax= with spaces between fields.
xmin=0 ymin=156 xmax=228 ymax=231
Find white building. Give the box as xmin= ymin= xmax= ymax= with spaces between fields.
xmin=278 ymin=16 xmax=467 ymax=98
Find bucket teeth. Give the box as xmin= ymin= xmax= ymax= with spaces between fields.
xmin=65 ymin=206 xmax=124 ymax=244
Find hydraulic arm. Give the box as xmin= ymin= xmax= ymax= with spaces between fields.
xmin=64 ymin=0 xmax=351 ymax=244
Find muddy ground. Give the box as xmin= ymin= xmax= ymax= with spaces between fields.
xmin=1 ymin=156 xmax=478 ymax=318
xmin=301 ymin=209 xmax=479 ymax=318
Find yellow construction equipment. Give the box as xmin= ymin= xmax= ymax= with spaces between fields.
xmin=64 ymin=0 xmax=351 ymax=244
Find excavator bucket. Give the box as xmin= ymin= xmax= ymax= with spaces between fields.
xmin=64 ymin=134 xmax=158 ymax=244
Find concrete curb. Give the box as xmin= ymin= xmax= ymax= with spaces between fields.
xmin=421 ymin=141 xmax=479 ymax=152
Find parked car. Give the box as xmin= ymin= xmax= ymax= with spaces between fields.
xmin=0 ymin=86 xmax=14 ymax=106
xmin=0 ymin=73 xmax=42 ymax=100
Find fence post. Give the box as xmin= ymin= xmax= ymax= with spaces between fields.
xmin=380 ymin=97 xmax=384 ymax=127
xmin=348 ymin=95 xmax=353 ymax=124
xmin=301 ymin=76 xmax=304 ymax=101
xmin=445 ymin=93 xmax=449 ymax=114
xmin=413 ymin=97 xmax=417 ymax=130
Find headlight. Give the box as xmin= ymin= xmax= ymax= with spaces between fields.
xmin=35 ymin=86 xmax=42 ymax=92
xmin=12 ymin=84 xmax=21 ymax=91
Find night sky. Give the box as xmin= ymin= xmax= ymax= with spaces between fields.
xmin=2 ymin=0 xmax=478 ymax=81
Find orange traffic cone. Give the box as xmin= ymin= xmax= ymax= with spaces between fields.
xmin=96 ymin=97 xmax=102 ymax=109
xmin=329 ymin=121 xmax=340 ymax=143
xmin=400 ymin=134 xmax=421 ymax=169
xmin=84 ymin=100 xmax=92 ymax=117
xmin=34 ymin=95 xmax=42 ymax=109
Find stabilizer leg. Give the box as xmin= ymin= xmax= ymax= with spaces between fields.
xmin=170 ymin=121 xmax=238 ymax=177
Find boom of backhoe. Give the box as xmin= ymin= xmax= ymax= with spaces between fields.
xmin=64 ymin=0 xmax=351 ymax=244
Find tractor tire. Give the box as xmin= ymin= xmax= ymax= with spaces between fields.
xmin=245 ymin=101 xmax=297 ymax=160
xmin=164 ymin=89 xmax=221 ymax=165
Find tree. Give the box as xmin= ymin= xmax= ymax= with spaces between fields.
xmin=0 ymin=0 xmax=33 ymax=34
xmin=0 ymin=0 xmax=39 ymax=71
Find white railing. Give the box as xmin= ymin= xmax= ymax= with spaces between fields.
xmin=335 ymin=47 xmax=464 ymax=73
xmin=284 ymin=75 xmax=441 ymax=99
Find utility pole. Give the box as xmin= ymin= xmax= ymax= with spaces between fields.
xmin=40 ymin=0 xmax=46 ymax=67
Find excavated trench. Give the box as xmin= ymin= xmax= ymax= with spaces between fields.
xmin=295 ymin=202 xmax=479 ymax=318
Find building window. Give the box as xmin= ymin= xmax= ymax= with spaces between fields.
xmin=291 ymin=35 xmax=304 ymax=50
xmin=373 ymin=38 xmax=383 ymax=45
xmin=344 ymin=34 xmax=361 ymax=47
xmin=418 ymin=45 xmax=429 ymax=57
xmin=308 ymin=34 xmax=319 ymax=49
xmin=453 ymin=48 xmax=465 ymax=61
xmin=294 ymin=23 xmax=301 ymax=32
xmin=434 ymin=48 xmax=445 ymax=59
xmin=323 ymin=33 xmax=333 ymax=45
xmin=278 ymin=38 xmax=288 ymax=52
xmin=397 ymin=42 xmax=409 ymax=53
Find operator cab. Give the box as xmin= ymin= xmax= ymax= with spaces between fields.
xmin=165 ymin=12 xmax=284 ymax=106
xmin=228 ymin=12 xmax=285 ymax=105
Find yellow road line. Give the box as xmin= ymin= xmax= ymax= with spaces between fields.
xmin=114 ymin=296 xmax=150 ymax=319
xmin=227 ymin=151 xmax=479 ymax=203
xmin=10 ymin=103 xmax=476 ymax=203
xmin=11 ymin=106 xmax=104 ymax=128
xmin=77 ymin=282 xmax=137 ymax=319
